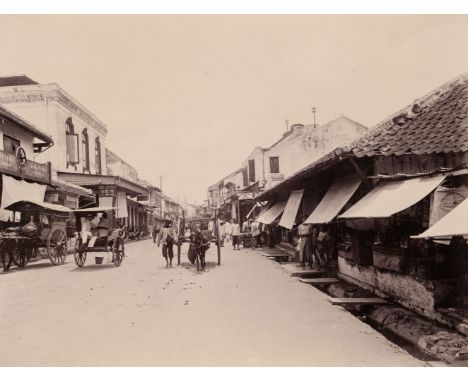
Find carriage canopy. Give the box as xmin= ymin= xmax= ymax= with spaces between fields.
xmin=4 ymin=200 xmax=73 ymax=214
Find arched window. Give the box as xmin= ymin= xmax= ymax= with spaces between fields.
xmin=81 ymin=128 xmax=89 ymax=172
xmin=65 ymin=117 xmax=79 ymax=166
xmin=65 ymin=117 xmax=74 ymax=134
xmin=95 ymin=137 xmax=102 ymax=175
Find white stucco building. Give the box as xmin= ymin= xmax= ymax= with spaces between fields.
xmin=242 ymin=115 xmax=368 ymax=190
xmin=0 ymin=75 xmax=107 ymax=177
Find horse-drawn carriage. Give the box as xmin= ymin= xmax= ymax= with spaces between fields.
xmin=0 ymin=200 xmax=72 ymax=271
xmin=0 ymin=202 xmax=126 ymax=271
xmin=73 ymin=207 xmax=125 ymax=268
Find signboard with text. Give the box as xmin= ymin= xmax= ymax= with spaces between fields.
xmin=98 ymin=185 xmax=116 ymax=197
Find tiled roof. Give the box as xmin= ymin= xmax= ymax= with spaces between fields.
xmin=350 ymin=72 xmax=468 ymax=158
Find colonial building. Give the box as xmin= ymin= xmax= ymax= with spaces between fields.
xmin=207 ymin=167 xmax=254 ymax=222
xmin=243 ymin=116 xmax=368 ymax=191
xmin=0 ymin=75 xmax=107 ymax=177
xmin=0 ymin=75 xmax=149 ymax=229
xmin=0 ymin=104 xmax=53 ymax=222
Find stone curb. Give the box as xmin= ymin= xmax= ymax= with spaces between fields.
xmin=325 ymin=282 xmax=468 ymax=365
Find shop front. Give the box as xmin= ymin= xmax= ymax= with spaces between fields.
xmin=337 ymin=174 xmax=467 ymax=317
xmin=57 ymin=172 xmax=148 ymax=229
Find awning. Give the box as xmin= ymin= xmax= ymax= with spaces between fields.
xmin=5 ymin=200 xmax=73 ymax=213
xmin=305 ymin=174 xmax=362 ymax=224
xmin=257 ymin=201 xmax=287 ymax=225
xmin=0 ymin=174 xmax=47 ymax=221
xmin=254 ymin=203 xmax=270 ymax=221
xmin=279 ymin=189 xmax=304 ymax=230
xmin=246 ymin=202 xmax=259 ymax=219
xmin=412 ymin=197 xmax=468 ymax=238
xmin=339 ymin=175 xmax=446 ymax=219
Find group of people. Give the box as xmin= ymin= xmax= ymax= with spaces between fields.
xmin=153 ymin=220 xmax=210 ymax=269
xmin=215 ymin=217 xmax=265 ymax=251
xmin=215 ymin=214 xmax=331 ymax=270
xmin=296 ymin=220 xmax=331 ymax=269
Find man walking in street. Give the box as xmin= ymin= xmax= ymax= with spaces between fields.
xmin=231 ymin=218 xmax=241 ymax=250
xmin=157 ymin=221 xmax=176 ymax=267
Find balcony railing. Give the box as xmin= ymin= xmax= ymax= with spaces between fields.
xmin=0 ymin=149 xmax=51 ymax=184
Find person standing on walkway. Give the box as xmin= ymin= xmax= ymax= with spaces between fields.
xmin=231 ymin=218 xmax=241 ymax=250
xmin=315 ymin=226 xmax=330 ymax=268
xmin=298 ymin=220 xmax=312 ymax=269
xmin=251 ymin=220 xmax=261 ymax=249
xmin=157 ymin=221 xmax=176 ymax=267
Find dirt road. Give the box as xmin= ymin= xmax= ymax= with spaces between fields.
xmin=0 ymin=240 xmax=425 ymax=366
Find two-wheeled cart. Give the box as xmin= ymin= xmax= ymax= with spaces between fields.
xmin=0 ymin=200 xmax=73 ymax=271
xmin=73 ymin=207 xmax=125 ymax=268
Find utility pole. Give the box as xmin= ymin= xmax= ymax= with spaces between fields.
xmin=311 ymin=106 xmax=317 ymax=128
xmin=285 ymin=119 xmax=289 ymax=132
xmin=215 ymin=207 xmax=221 ymax=265
xmin=159 ymin=175 xmax=162 ymax=191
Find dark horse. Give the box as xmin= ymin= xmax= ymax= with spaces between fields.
xmin=189 ymin=229 xmax=209 ymax=270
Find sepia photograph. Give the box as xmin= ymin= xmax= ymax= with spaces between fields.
xmin=0 ymin=4 xmax=468 ymax=372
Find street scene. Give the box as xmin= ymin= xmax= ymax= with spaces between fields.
xmin=0 ymin=14 xmax=468 ymax=368
xmin=0 ymin=240 xmax=425 ymax=366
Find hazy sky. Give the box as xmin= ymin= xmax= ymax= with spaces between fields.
xmin=1 ymin=15 xmax=468 ymax=204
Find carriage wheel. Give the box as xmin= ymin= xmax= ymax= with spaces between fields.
xmin=74 ymin=238 xmax=87 ymax=267
xmin=1 ymin=244 xmax=12 ymax=271
xmin=10 ymin=242 xmax=31 ymax=268
xmin=112 ymin=238 xmax=125 ymax=267
xmin=47 ymin=228 xmax=68 ymax=265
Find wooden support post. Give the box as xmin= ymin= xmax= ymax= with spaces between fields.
xmin=177 ymin=241 xmax=181 ymax=265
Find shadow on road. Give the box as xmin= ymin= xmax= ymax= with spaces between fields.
xmin=179 ymin=260 xmax=219 ymax=274
xmin=69 ymin=263 xmax=117 ymax=272
xmin=1 ymin=261 xmax=63 ymax=275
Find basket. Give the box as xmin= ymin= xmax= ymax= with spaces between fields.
xmin=95 ymin=256 xmax=104 ymax=265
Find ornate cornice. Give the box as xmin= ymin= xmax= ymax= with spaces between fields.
xmin=0 ymin=84 xmax=108 ymax=137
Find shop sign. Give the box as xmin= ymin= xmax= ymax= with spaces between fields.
xmin=98 ymin=185 xmax=116 ymax=197
xmin=0 ymin=149 xmax=51 ymax=184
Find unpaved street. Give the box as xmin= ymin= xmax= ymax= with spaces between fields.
xmin=0 ymin=240 xmax=425 ymax=366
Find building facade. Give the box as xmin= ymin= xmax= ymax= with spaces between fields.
xmin=0 ymin=76 xmax=107 ymax=177
xmin=256 ymin=72 xmax=468 ymax=329
xmin=243 ymin=116 xmax=368 ymax=191
xmin=0 ymin=104 xmax=53 ymax=222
